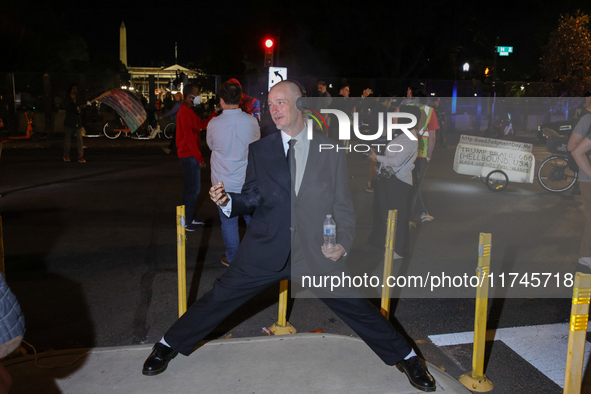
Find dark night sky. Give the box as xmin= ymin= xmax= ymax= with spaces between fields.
xmin=3 ymin=0 xmax=591 ymax=81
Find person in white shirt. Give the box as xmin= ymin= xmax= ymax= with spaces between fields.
xmin=206 ymin=81 xmax=260 ymax=266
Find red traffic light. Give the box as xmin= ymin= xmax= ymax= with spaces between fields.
xmin=265 ymin=39 xmax=274 ymax=49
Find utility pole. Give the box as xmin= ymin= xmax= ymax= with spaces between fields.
xmin=491 ymin=37 xmax=499 ymax=126
xmin=485 ymin=37 xmax=499 ymax=133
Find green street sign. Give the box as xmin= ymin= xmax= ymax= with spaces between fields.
xmin=497 ymin=46 xmax=513 ymax=54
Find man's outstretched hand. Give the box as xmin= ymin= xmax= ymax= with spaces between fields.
xmin=321 ymin=244 xmax=346 ymax=261
xmin=209 ymin=181 xmax=229 ymax=207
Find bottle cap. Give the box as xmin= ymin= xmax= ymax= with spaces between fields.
xmin=326 ymin=214 xmax=332 ymax=218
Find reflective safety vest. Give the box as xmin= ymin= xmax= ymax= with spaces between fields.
xmin=406 ymin=104 xmax=433 ymax=158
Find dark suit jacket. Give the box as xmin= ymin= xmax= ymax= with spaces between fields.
xmin=228 ymin=130 xmax=355 ymax=274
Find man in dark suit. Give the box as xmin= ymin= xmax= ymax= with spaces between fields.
xmin=142 ymin=81 xmax=435 ymax=392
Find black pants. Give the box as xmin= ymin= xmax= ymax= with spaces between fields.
xmin=163 ymin=254 xmax=412 ymax=365
xmin=369 ymin=176 xmax=412 ymax=257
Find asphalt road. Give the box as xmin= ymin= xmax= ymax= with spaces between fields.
xmin=0 ymin=133 xmax=589 ymax=393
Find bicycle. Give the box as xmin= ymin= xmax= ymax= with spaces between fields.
xmin=162 ymin=122 xmax=175 ymax=139
xmin=537 ymin=129 xmax=578 ymax=193
xmin=103 ymin=117 xmax=159 ymax=140
xmin=537 ymin=154 xmax=578 ymax=192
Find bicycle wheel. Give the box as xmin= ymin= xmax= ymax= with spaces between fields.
xmin=103 ymin=122 xmax=121 ymax=139
xmin=163 ymin=123 xmax=175 ymax=139
xmin=486 ymin=170 xmax=508 ymax=192
xmin=537 ymin=155 xmax=578 ymax=193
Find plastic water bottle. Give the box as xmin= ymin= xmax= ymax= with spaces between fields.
xmin=323 ymin=214 xmax=336 ymax=247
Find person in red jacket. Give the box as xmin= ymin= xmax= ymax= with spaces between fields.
xmin=176 ymin=83 xmax=217 ymax=231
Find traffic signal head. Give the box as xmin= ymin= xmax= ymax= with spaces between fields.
xmin=264 ymin=38 xmax=274 ymax=67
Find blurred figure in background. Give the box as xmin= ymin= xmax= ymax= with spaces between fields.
xmin=367 ymin=105 xmax=420 ymax=258
xmin=433 ymin=98 xmax=446 ymax=148
xmin=62 ymin=84 xmax=86 ymax=163
xmin=160 ymin=92 xmax=183 ymax=154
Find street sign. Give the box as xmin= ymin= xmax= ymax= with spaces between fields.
xmin=497 ymin=46 xmax=513 ymax=56
xmin=268 ymin=67 xmax=288 ymax=91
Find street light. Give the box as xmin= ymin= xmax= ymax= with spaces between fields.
xmin=463 ymin=62 xmax=470 ymax=72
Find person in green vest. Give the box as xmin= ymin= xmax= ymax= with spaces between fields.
xmin=400 ymin=84 xmax=438 ymax=226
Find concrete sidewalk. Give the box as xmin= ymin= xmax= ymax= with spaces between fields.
xmin=4 ymin=333 xmax=471 ymax=393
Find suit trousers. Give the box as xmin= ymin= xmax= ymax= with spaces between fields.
xmin=163 ymin=252 xmax=412 ymax=365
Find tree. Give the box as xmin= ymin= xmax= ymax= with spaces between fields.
xmin=0 ymin=0 xmax=89 ymax=73
xmin=541 ymin=10 xmax=591 ymax=96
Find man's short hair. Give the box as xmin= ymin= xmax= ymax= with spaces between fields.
xmin=183 ymin=83 xmax=198 ymax=98
xmin=219 ymin=82 xmax=242 ymax=105
xmin=272 ymin=81 xmax=303 ymax=98
xmin=317 ymin=80 xmax=327 ymax=87
xmin=339 ymin=84 xmax=350 ymax=91
xmin=67 ymin=84 xmax=77 ymax=95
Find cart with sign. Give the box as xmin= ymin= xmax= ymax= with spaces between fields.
xmin=453 ymin=135 xmax=536 ymax=192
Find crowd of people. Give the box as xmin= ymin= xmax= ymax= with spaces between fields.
xmin=310 ymin=80 xmax=444 ymax=260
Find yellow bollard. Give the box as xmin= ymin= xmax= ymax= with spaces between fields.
xmin=268 ymin=280 xmax=297 ymax=335
xmin=380 ymin=210 xmax=397 ymax=319
xmin=176 ymin=206 xmax=187 ymax=317
xmin=459 ymin=233 xmax=494 ymax=392
xmin=0 ymin=215 xmax=4 ymax=277
xmin=563 ymin=272 xmax=591 ymax=394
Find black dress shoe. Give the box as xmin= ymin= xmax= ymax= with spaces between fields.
xmin=396 ymin=356 xmax=436 ymax=392
xmin=142 ymin=343 xmax=178 ymax=376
